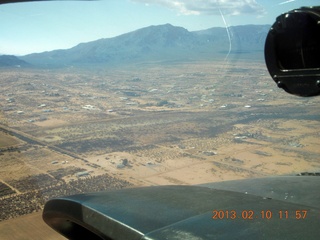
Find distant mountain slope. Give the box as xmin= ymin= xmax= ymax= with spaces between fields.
xmin=0 ymin=55 xmax=30 ymax=67
xmin=195 ymin=24 xmax=270 ymax=53
xmin=21 ymin=24 xmax=270 ymax=67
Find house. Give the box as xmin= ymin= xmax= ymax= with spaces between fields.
xmin=75 ymin=171 xmax=90 ymax=177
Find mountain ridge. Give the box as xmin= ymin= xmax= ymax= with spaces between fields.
xmin=0 ymin=55 xmax=31 ymax=68
xmin=20 ymin=24 xmax=270 ymax=67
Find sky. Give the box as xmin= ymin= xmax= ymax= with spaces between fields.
xmin=0 ymin=0 xmax=319 ymax=55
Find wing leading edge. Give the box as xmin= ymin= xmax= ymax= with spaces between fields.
xmin=43 ymin=176 xmax=320 ymax=240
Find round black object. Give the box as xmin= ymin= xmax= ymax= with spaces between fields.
xmin=265 ymin=6 xmax=320 ymax=97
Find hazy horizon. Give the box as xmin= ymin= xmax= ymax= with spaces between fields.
xmin=1 ymin=0 xmax=318 ymax=55
xmin=2 ymin=23 xmax=271 ymax=57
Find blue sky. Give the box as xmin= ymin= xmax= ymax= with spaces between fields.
xmin=0 ymin=0 xmax=319 ymax=55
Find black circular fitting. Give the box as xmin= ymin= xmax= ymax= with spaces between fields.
xmin=265 ymin=6 xmax=320 ymax=97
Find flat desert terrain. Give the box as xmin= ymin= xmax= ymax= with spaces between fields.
xmin=1 ymin=61 xmax=320 ymax=239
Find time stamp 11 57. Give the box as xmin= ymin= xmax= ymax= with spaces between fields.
xmin=212 ymin=210 xmax=310 ymax=220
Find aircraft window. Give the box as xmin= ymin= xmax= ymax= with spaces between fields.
xmin=0 ymin=0 xmax=320 ymax=239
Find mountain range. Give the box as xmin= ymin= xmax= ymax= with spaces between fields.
xmin=0 ymin=55 xmax=30 ymax=68
xmin=3 ymin=24 xmax=270 ymax=67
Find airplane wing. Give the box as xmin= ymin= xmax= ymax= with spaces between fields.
xmin=43 ymin=175 xmax=320 ymax=239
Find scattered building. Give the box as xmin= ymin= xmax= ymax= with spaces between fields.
xmin=75 ymin=171 xmax=90 ymax=177
xmin=82 ymin=105 xmax=95 ymax=110
xmin=6 ymin=98 xmax=15 ymax=103
xmin=202 ymin=151 xmax=217 ymax=156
